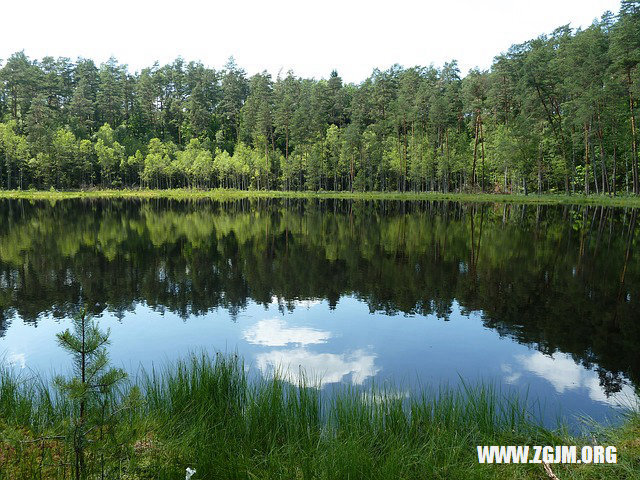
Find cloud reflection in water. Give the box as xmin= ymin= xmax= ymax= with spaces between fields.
xmin=244 ymin=317 xmax=379 ymax=386
xmin=255 ymin=348 xmax=379 ymax=385
xmin=243 ymin=318 xmax=331 ymax=347
xmin=503 ymin=351 xmax=637 ymax=406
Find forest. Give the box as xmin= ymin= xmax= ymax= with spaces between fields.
xmin=0 ymin=1 xmax=639 ymax=195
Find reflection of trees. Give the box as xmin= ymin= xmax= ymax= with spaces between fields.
xmin=0 ymin=198 xmax=638 ymax=390
xmin=597 ymin=368 xmax=625 ymax=397
xmin=0 ymin=310 xmax=10 ymax=339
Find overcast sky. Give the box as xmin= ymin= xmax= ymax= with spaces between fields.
xmin=0 ymin=0 xmax=621 ymax=83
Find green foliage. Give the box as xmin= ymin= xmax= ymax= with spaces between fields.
xmin=54 ymin=309 xmax=130 ymax=480
xmin=0 ymin=4 xmax=639 ymax=195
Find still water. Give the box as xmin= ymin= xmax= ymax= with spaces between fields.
xmin=0 ymin=198 xmax=638 ymax=425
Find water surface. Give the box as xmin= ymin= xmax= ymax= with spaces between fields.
xmin=1 ymin=198 xmax=638 ymax=425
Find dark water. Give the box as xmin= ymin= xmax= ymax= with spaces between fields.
xmin=1 ymin=198 xmax=638 ymax=425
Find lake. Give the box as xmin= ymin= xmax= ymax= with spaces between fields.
xmin=0 ymin=197 xmax=638 ymax=427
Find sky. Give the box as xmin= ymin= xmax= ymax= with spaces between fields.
xmin=0 ymin=0 xmax=622 ymax=83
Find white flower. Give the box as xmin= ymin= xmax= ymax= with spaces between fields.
xmin=186 ymin=467 xmax=196 ymax=480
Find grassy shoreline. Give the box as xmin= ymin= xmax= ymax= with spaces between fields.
xmin=1 ymin=188 xmax=640 ymax=207
xmin=1 ymin=353 xmax=639 ymax=479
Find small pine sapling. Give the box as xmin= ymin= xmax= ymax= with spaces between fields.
xmin=54 ymin=309 xmax=127 ymax=480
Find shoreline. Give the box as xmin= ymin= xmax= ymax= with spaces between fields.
xmin=2 ymin=188 xmax=640 ymax=207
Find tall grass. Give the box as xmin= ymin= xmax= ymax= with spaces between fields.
xmin=0 ymin=365 xmax=67 ymax=431
xmin=1 ymin=353 xmax=638 ymax=479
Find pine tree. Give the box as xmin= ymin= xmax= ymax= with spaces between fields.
xmin=54 ymin=309 xmax=127 ymax=480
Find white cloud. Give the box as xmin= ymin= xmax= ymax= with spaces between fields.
xmin=255 ymin=347 xmax=379 ymax=386
xmin=243 ymin=318 xmax=331 ymax=347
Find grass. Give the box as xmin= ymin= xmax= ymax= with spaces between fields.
xmin=1 ymin=188 xmax=640 ymax=207
xmin=1 ymin=353 xmax=638 ymax=479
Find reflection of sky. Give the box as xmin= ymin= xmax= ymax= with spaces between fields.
xmin=270 ymin=297 xmax=323 ymax=310
xmin=6 ymin=352 xmax=26 ymax=369
xmin=1 ymin=296 xmax=637 ymax=425
xmin=243 ymin=315 xmax=378 ymax=385
xmin=243 ymin=318 xmax=331 ymax=346
xmin=502 ymin=352 xmax=637 ymax=406
xmin=255 ymin=348 xmax=379 ymax=385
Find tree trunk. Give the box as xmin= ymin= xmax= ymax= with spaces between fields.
xmin=77 ymin=313 xmax=86 ymax=480
xmin=596 ymin=112 xmax=608 ymax=194
xmin=480 ymin=118 xmax=486 ymax=193
xmin=285 ymin=127 xmax=289 ymax=162
xmin=628 ymin=69 xmax=639 ymax=194
xmin=6 ymin=157 xmax=11 ymax=190
xmin=350 ymin=154 xmax=354 ymax=193
xmin=444 ymin=129 xmax=450 ymax=193
xmin=584 ymin=123 xmax=590 ymax=195
xmin=472 ymin=116 xmax=479 ymax=188
xmin=612 ymin=125 xmax=617 ymax=195
xmin=265 ymin=142 xmax=270 ymax=190
xmin=537 ymin=153 xmax=543 ymax=195
xmin=504 ymin=167 xmax=508 ymax=193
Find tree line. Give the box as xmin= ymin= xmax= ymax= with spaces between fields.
xmin=0 ymin=1 xmax=639 ymax=194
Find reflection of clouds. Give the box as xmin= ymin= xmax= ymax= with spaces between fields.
xmin=243 ymin=318 xmax=331 ymax=347
xmin=256 ymin=348 xmax=379 ymax=385
xmin=503 ymin=351 xmax=637 ymax=406
xmin=270 ymin=296 xmax=323 ymax=309
xmin=7 ymin=352 xmax=26 ymax=369
xmin=501 ymin=364 xmax=521 ymax=384
xmin=294 ymin=299 xmax=322 ymax=309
